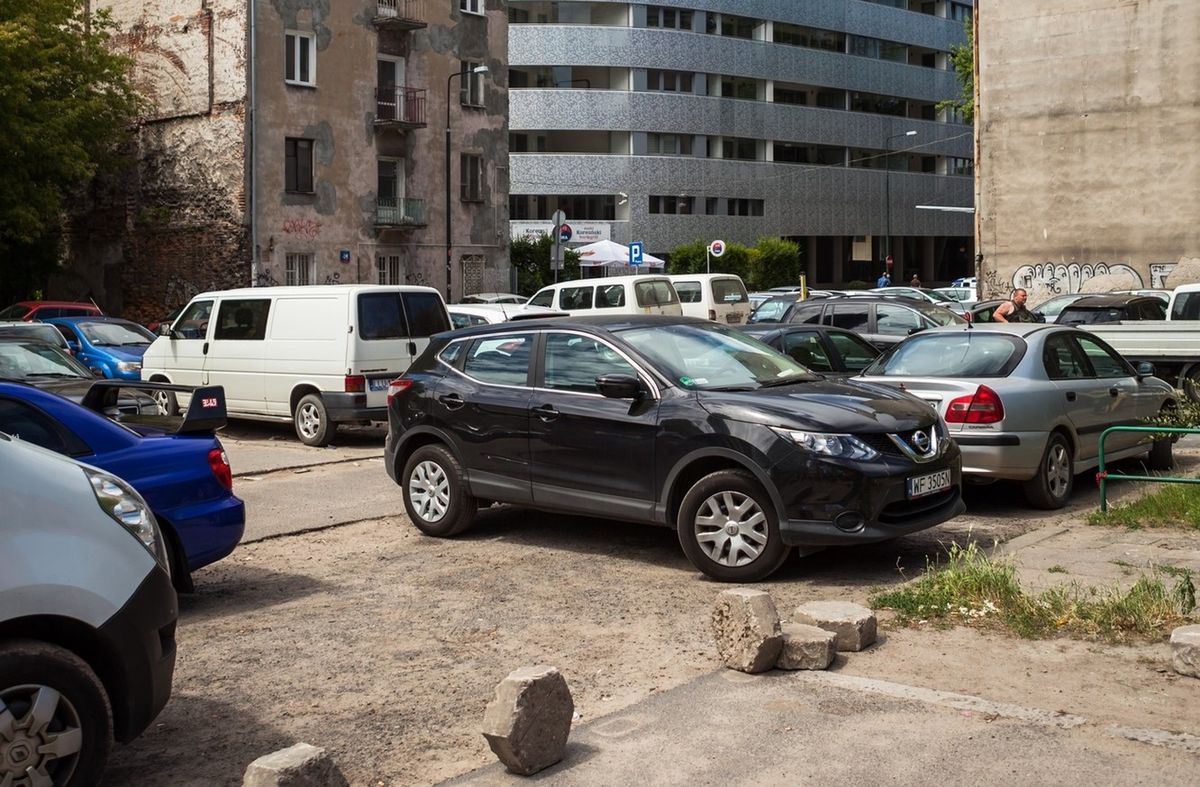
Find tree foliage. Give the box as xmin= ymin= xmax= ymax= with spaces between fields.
xmin=0 ymin=0 xmax=140 ymax=281
xmin=748 ymin=237 xmax=802 ymax=290
xmin=510 ymin=235 xmax=581 ymax=294
xmin=939 ymin=18 xmax=975 ymax=124
xmin=668 ymin=239 xmax=753 ymax=281
xmin=666 ymin=237 xmax=802 ymax=291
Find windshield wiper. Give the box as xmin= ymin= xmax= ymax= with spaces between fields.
xmin=705 ymin=385 xmax=758 ymax=392
xmin=25 ymin=372 xmax=85 ymax=379
xmin=757 ymin=377 xmax=810 ymax=388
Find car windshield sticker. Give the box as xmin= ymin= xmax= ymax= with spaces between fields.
xmin=679 ymin=376 xmax=695 ymax=387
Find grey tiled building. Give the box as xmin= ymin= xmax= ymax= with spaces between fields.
xmin=507 ymin=0 xmax=975 ymax=285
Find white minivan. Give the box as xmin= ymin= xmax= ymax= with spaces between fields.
xmin=141 ymin=285 xmax=451 ymax=445
xmin=669 ymin=274 xmax=752 ymax=324
xmin=526 ymin=274 xmax=683 ymax=317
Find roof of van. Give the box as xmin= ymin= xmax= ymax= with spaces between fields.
xmin=537 ymin=274 xmax=672 ymax=288
xmin=189 ymin=284 xmax=442 ymax=299
xmin=667 ymin=273 xmax=745 ymax=281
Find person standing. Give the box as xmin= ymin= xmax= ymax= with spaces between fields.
xmin=994 ymin=288 xmax=1036 ymax=323
xmin=910 ymin=273 xmax=922 ymax=287
xmin=876 ymin=270 xmax=891 ymax=288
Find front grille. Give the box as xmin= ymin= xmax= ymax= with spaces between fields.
xmin=854 ymin=432 xmax=903 ymax=456
xmin=879 ymin=487 xmax=958 ymax=524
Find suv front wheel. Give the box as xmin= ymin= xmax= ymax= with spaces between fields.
xmin=677 ymin=470 xmax=791 ymax=582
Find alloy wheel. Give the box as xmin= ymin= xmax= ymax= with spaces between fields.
xmin=297 ymin=403 xmax=321 ymax=440
xmin=1047 ymin=442 xmax=1071 ymax=499
xmin=693 ymin=491 xmax=768 ymax=567
xmin=0 ymin=684 xmax=84 ymax=787
xmin=409 ymin=460 xmax=450 ymax=523
xmin=150 ymin=389 xmax=172 ymax=416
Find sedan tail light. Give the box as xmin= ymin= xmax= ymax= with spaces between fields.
xmin=944 ymin=385 xmax=1004 ymax=424
xmin=387 ymin=378 xmax=415 ymax=405
xmin=208 ymin=448 xmax=233 ymax=490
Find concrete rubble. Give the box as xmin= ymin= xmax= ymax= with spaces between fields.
xmin=793 ymin=601 xmax=878 ymax=652
xmin=481 ymin=665 xmax=575 ymax=776
xmin=711 ymin=588 xmax=783 ymax=673
xmin=776 ymin=623 xmax=838 ymax=670
xmin=1169 ymin=624 xmax=1200 ymax=678
xmin=242 ymin=743 xmax=347 ymax=787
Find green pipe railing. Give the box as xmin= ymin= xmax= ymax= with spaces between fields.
xmin=1096 ymin=426 xmax=1200 ymax=512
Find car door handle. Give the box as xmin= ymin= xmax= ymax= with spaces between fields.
xmin=533 ymin=404 xmax=559 ymax=422
xmin=438 ymin=393 xmax=464 ymax=411
xmin=1065 ymin=391 xmax=1076 ymax=402
xmin=1109 ymin=387 xmax=1120 ymax=397
xmin=202 ymin=341 xmax=209 ymax=355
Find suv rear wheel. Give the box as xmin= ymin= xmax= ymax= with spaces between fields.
xmin=401 ymin=445 xmax=477 ymax=537
xmin=677 ymin=470 xmax=790 ymax=582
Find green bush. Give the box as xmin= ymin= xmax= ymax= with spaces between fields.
xmin=666 ymin=237 xmax=800 ymax=290
xmin=509 ymin=235 xmax=580 ymax=295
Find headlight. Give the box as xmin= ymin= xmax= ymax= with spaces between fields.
xmin=117 ymin=360 xmax=142 ymax=372
xmin=84 ymin=468 xmax=170 ymax=572
xmin=772 ymin=428 xmax=880 ymax=461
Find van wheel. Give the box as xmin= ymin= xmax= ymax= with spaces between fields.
xmin=294 ymin=393 xmax=337 ymax=447
xmin=1023 ymin=433 xmax=1074 ymax=509
xmin=0 ymin=640 xmax=112 ymax=787
xmin=677 ymin=470 xmax=790 ymax=582
xmin=401 ymin=445 xmax=476 ymax=537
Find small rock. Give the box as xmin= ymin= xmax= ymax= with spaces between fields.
xmin=711 ymin=588 xmax=783 ymax=673
xmin=481 ymin=666 xmax=574 ymax=775
xmin=1170 ymin=624 xmax=1200 ymax=678
xmin=793 ymin=601 xmax=877 ymax=652
xmin=776 ymin=623 xmax=837 ymax=670
xmin=243 ymin=743 xmax=347 ymax=787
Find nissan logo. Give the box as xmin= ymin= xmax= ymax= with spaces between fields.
xmin=911 ymin=430 xmax=931 ymax=453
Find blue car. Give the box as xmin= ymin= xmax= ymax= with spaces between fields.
xmin=46 ymin=316 xmax=156 ymax=380
xmin=0 ymin=380 xmax=245 ymax=591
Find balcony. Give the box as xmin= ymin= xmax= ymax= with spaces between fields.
xmin=376 ymin=197 xmax=427 ymax=228
xmin=374 ymin=0 xmax=428 ymax=30
xmin=375 ymin=86 xmax=427 ymax=129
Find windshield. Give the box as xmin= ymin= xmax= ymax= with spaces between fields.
xmin=619 ymin=322 xmax=814 ymax=390
xmin=712 ymin=278 xmax=749 ymax=304
xmin=915 ymin=304 xmax=967 ymax=327
xmin=865 ymin=333 xmax=1024 ymax=377
xmin=0 ymin=340 xmax=92 ymax=380
xmin=924 ymin=289 xmax=956 ymax=303
xmin=1058 ymin=307 xmax=1121 ymax=325
xmin=1033 ymin=294 xmax=1083 ymax=318
xmin=79 ymin=320 xmax=154 ymax=346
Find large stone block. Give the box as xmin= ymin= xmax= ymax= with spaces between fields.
xmin=1170 ymin=624 xmax=1200 ymax=678
xmin=793 ymin=601 xmax=877 ymax=652
xmin=243 ymin=743 xmax=347 ymax=787
xmin=712 ymin=588 xmax=783 ymax=673
xmin=776 ymin=623 xmax=837 ymax=670
xmin=481 ymin=665 xmax=574 ymax=776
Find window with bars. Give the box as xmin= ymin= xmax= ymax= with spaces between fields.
xmin=285 ymin=32 xmax=315 ymax=86
xmin=460 ymin=154 xmax=483 ymax=201
xmin=377 ymin=254 xmax=404 ymax=285
xmin=285 ymin=138 xmax=314 ymax=193
xmin=285 ymin=253 xmax=315 ymax=286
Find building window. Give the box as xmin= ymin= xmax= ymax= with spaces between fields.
xmin=285 ymin=32 xmax=315 ymax=86
xmin=948 ymin=157 xmax=974 ymax=176
xmin=285 ymin=253 xmax=315 ymax=286
xmin=646 ymin=69 xmax=693 ymax=93
xmin=646 ymin=6 xmax=692 ymax=30
xmin=285 ymin=138 xmax=314 ymax=193
xmin=460 ymin=61 xmax=486 ymax=106
xmin=648 ymin=195 xmax=694 ymax=215
xmin=720 ymin=75 xmax=759 ymax=101
xmin=773 ymin=23 xmax=844 ymax=52
xmin=460 ymin=154 xmax=483 ymax=201
xmin=719 ymin=137 xmax=758 ymax=161
xmin=726 ymin=198 xmax=764 ymax=217
xmin=377 ymin=254 xmax=403 ymax=285
xmin=646 ymin=133 xmax=693 ymax=156
xmin=460 ymin=0 xmax=484 ymax=15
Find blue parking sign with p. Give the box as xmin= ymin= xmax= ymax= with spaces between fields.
xmin=629 ymin=241 xmax=645 ymax=266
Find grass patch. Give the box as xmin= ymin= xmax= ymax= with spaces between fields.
xmin=1089 ymin=481 xmax=1200 ymax=530
xmin=871 ymin=542 xmax=1196 ymax=643
xmin=1047 ymin=565 xmax=1068 ymax=574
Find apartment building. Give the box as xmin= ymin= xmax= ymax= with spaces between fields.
xmin=68 ymin=1 xmax=508 ymax=319
xmin=508 ymin=0 xmax=975 ymax=284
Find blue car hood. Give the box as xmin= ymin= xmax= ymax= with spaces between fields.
xmin=101 ymin=345 xmax=149 ymax=362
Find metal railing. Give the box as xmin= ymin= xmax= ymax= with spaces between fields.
xmin=375 ymin=86 xmax=427 ymax=126
xmin=1096 ymin=425 xmax=1200 ymax=511
xmin=376 ymin=197 xmax=426 ymax=227
xmin=376 ymin=0 xmax=427 ymax=25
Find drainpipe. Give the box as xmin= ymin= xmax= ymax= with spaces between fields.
xmin=248 ymin=0 xmax=258 ymax=284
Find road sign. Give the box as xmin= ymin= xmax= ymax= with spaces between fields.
xmin=339 ymin=249 xmax=351 ymax=263
xmin=709 ymin=239 xmax=726 ymax=258
xmin=559 ymin=223 xmax=573 ymax=243
xmin=550 ymin=209 xmax=566 ymax=227
xmin=629 ymin=241 xmax=645 ymax=267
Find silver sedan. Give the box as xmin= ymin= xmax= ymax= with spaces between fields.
xmin=857 ymin=323 xmax=1176 ymax=508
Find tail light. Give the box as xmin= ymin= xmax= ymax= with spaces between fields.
xmin=387 ymin=378 xmax=414 ymax=405
xmin=344 ymin=374 xmax=365 ymax=393
xmin=945 ymin=385 xmax=1004 ymax=424
xmin=708 ymin=309 xmax=717 ymax=321
xmin=208 ymin=448 xmax=233 ymax=490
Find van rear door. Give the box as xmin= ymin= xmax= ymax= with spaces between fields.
xmin=710 ymin=277 xmax=751 ymax=325
xmin=354 ymin=289 xmax=451 ymax=408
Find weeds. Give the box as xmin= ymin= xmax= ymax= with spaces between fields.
xmin=1047 ymin=565 xmax=1068 ymax=574
xmin=1088 ymin=481 xmax=1200 ymax=530
xmin=871 ymin=542 xmax=1196 ymax=643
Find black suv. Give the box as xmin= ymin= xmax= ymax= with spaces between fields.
xmin=1056 ymin=295 xmax=1166 ymax=325
xmin=384 ymin=316 xmax=963 ymax=581
xmin=751 ymin=296 xmax=966 ymax=350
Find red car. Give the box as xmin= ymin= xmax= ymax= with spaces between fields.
xmin=0 ymin=300 xmax=104 ymax=321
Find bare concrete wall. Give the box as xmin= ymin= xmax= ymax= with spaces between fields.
xmin=976 ymin=0 xmax=1200 ymax=301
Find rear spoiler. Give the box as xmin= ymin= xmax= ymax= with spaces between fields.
xmin=80 ymin=380 xmax=227 ymax=434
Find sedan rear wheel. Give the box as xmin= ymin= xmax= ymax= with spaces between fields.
xmin=1023 ymin=432 xmax=1074 ymax=509
xmin=677 ymin=470 xmax=790 ymax=582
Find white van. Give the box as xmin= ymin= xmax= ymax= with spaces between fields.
xmin=669 ymin=274 xmax=752 ymax=324
xmin=526 ymin=274 xmax=683 ymax=317
xmin=141 ymin=285 xmax=451 ymax=445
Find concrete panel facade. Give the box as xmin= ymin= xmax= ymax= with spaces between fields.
xmin=977 ymin=0 xmax=1200 ymax=300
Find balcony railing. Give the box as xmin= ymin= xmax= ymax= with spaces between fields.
xmin=376 ymin=197 xmax=427 ymax=228
xmin=374 ymin=0 xmax=428 ymax=30
xmin=375 ymin=86 xmax=427 ymax=128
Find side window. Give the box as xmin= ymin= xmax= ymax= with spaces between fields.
xmin=36 ymin=308 xmax=61 ymax=319
xmin=402 ymin=292 xmax=452 ymax=336
xmin=543 ymin=333 xmax=638 ymax=394
xmin=1142 ymin=300 xmax=1165 ymax=320
xmin=560 ymin=286 xmax=594 ymax=311
xmin=596 ymin=284 xmax=626 ymax=308
xmin=1171 ymin=292 xmax=1200 ymax=321
xmin=213 ymin=299 xmax=271 ymax=341
xmin=462 ymin=334 xmax=534 ymax=386
xmin=751 ymin=300 xmax=787 ymax=322
xmin=359 ymin=293 xmax=407 ymax=340
xmin=782 ymin=332 xmax=833 ymax=372
xmin=529 ymin=289 xmax=554 ymax=308
xmin=827 ymin=332 xmax=879 ymax=371
xmin=0 ymin=398 xmax=87 ymax=456
xmin=829 ymin=304 xmax=870 ymax=333
xmin=674 ymin=281 xmax=702 ymax=303
xmin=175 ymin=300 xmax=214 ymax=339
xmin=1042 ymin=334 xmax=1088 ymax=380
xmin=53 ymin=324 xmax=75 ymax=341
xmin=1074 ymin=335 xmax=1131 ymax=378
xmin=635 ymin=280 xmax=679 ymax=306
xmin=449 ymin=313 xmax=471 ymax=329
xmin=876 ymin=304 xmax=922 ymax=335
xmin=59 ymin=309 xmax=94 ymax=317
xmin=786 ymin=304 xmax=823 ymax=325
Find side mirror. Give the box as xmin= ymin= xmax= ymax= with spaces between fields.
xmin=157 ymin=323 xmax=174 ymax=337
xmin=907 ymin=326 xmax=926 ymax=335
xmin=1135 ymin=361 xmax=1155 ymax=378
xmin=596 ymin=373 xmax=642 ymax=400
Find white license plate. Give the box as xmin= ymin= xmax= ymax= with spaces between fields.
xmin=907 ymin=469 xmax=951 ymax=499
xmin=726 ymin=313 xmax=743 ymax=324
xmin=368 ymin=378 xmax=390 ymax=392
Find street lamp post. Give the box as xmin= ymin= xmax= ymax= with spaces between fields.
xmin=884 ymin=129 xmax=917 ymax=275
xmin=445 ymin=64 xmax=489 ymax=304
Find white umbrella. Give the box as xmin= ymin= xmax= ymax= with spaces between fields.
xmin=574 ymin=239 xmax=665 ymax=268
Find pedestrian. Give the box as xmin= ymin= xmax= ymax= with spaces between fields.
xmin=876 ymin=270 xmax=891 ymax=288
xmin=909 ymin=273 xmax=922 ymax=288
xmin=993 ymin=287 xmax=1036 ymax=323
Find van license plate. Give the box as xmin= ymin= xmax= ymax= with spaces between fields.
xmin=368 ymin=378 xmax=390 ymax=392
xmin=907 ymin=469 xmax=951 ymax=499
xmin=726 ymin=313 xmax=743 ymax=324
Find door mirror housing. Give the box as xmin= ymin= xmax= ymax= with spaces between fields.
xmin=907 ymin=326 xmax=926 ymax=335
xmin=157 ymin=323 xmax=174 ymax=338
xmin=596 ymin=374 xmax=642 ymax=400
xmin=1135 ymin=361 xmax=1155 ymax=379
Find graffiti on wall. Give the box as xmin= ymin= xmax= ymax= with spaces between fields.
xmin=1011 ymin=262 xmax=1144 ymax=295
xmin=282 ymin=218 xmax=322 ymax=240
xmin=1150 ymin=264 xmax=1177 ymax=289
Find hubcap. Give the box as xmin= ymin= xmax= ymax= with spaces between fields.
xmin=409 ymin=461 xmax=450 ymax=523
xmin=151 ymin=390 xmax=172 ymax=415
xmin=1047 ymin=443 xmax=1070 ymax=498
xmin=297 ymin=403 xmax=320 ymax=439
xmin=694 ymin=491 xmax=768 ymax=567
xmin=1 ymin=684 xmax=84 ymax=786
